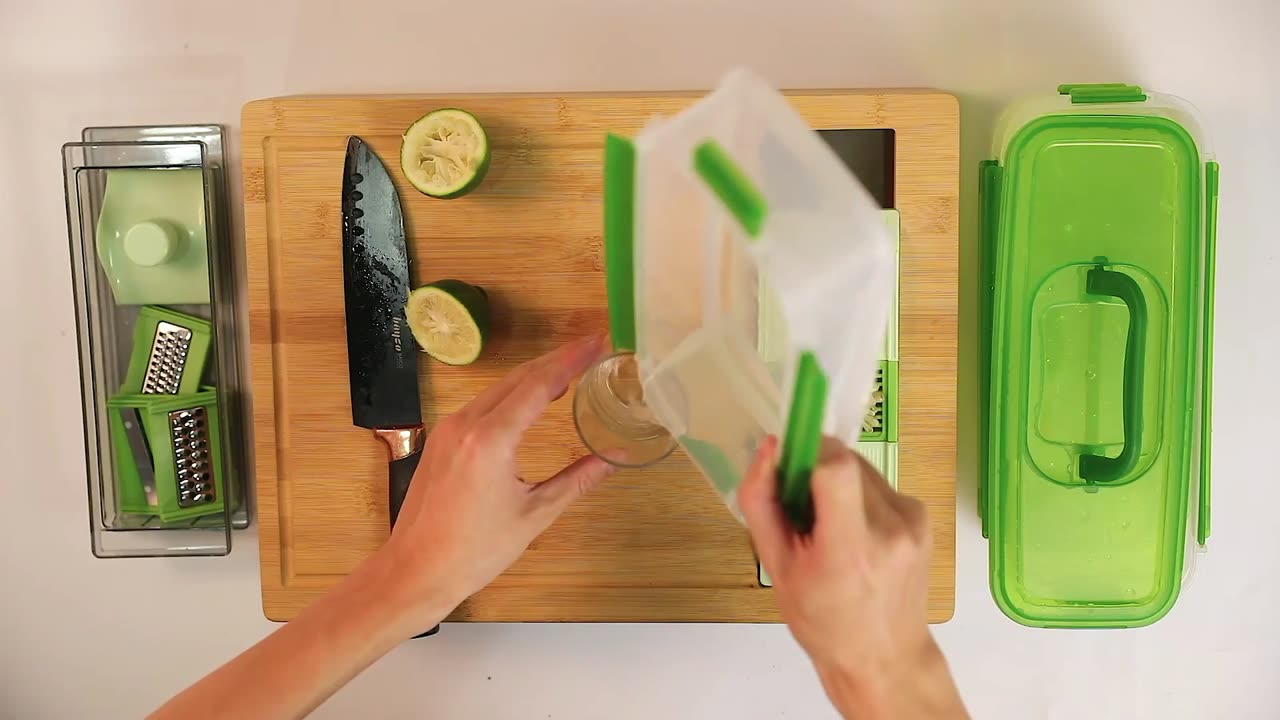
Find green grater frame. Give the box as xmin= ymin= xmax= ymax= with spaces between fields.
xmin=107 ymin=388 xmax=226 ymax=523
xmin=105 ymin=395 xmax=155 ymax=516
xmin=123 ymin=305 xmax=213 ymax=396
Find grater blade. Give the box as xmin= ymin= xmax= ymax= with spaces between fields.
xmin=142 ymin=322 xmax=193 ymax=395
xmin=862 ymin=365 xmax=885 ymax=434
xmin=169 ymin=406 xmax=215 ymax=508
xmin=121 ymin=408 xmax=159 ymax=506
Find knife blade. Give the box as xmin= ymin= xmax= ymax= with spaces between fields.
xmin=341 ymin=137 xmax=437 ymax=637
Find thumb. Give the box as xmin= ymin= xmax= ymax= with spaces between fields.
xmin=535 ymin=454 xmax=617 ymax=513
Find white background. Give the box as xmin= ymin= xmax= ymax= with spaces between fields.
xmin=3 ymin=0 xmax=1279 ymax=717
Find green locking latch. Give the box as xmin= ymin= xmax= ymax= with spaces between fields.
xmin=778 ymin=352 xmax=828 ymax=533
xmin=978 ymin=160 xmax=1003 ymax=539
xmin=604 ymin=133 xmax=638 ymax=353
xmin=1057 ymin=83 xmax=1148 ymax=104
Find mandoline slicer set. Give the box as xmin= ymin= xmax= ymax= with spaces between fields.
xmin=64 ymin=124 xmax=247 ymax=557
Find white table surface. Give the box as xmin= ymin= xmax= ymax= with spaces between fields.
xmin=3 ymin=0 xmax=1279 ymax=717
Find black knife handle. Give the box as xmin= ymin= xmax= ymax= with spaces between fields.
xmin=387 ymin=450 xmax=440 ymax=638
xmin=388 ymin=450 xmax=421 ymax=527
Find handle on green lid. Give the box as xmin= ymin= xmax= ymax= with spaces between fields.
xmin=1078 ymin=265 xmax=1148 ymax=484
xmin=778 ymin=352 xmax=828 ymax=532
xmin=1057 ymin=83 xmax=1148 ymax=104
xmin=603 ymin=133 xmax=637 ymax=352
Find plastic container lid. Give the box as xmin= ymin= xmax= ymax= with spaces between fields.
xmin=981 ymin=84 xmax=1219 ymax=627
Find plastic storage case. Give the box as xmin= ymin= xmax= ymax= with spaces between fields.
xmin=610 ymin=69 xmax=896 ymax=521
xmin=980 ymin=84 xmax=1218 ymax=627
xmin=64 ymin=125 xmax=248 ymax=557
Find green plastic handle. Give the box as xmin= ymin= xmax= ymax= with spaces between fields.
xmin=1078 ymin=266 xmax=1147 ymax=484
xmin=778 ymin=352 xmax=828 ymax=532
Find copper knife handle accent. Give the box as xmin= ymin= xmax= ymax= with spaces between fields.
xmin=373 ymin=426 xmax=425 ymax=461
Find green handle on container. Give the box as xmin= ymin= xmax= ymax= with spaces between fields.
xmin=778 ymin=352 xmax=828 ymax=532
xmin=1079 ymin=265 xmax=1147 ymax=484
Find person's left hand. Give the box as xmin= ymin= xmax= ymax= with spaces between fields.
xmin=375 ymin=334 xmax=615 ymax=632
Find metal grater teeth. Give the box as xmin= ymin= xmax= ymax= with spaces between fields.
xmin=169 ymin=407 xmax=215 ymax=508
xmin=863 ymin=366 xmax=886 ymax=434
xmin=142 ymin=322 xmax=194 ymax=394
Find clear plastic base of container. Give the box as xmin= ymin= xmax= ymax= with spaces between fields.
xmin=64 ymin=125 xmax=248 ymax=557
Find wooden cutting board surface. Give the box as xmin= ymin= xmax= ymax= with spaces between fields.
xmin=242 ymin=90 xmax=958 ymax=623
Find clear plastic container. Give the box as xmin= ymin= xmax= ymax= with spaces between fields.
xmin=614 ymin=69 xmax=895 ymax=518
xmin=63 ymin=125 xmax=248 ymax=557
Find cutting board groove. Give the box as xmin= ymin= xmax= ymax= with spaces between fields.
xmin=242 ymin=90 xmax=958 ymax=623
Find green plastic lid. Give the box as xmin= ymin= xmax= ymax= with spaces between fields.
xmin=983 ymin=99 xmax=1211 ymax=628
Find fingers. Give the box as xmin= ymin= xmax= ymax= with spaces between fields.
xmin=487 ymin=335 xmax=609 ymax=438
xmin=462 ymin=334 xmax=607 ymax=422
xmin=810 ymin=444 xmax=912 ymax=547
xmin=738 ymin=436 xmax=787 ymax=572
xmin=809 ymin=448 xmax=871 ymax=545
xmin=534 ymin=454 xmax=617 ymax=515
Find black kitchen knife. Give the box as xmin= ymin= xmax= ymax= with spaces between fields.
xmin=341 ymin=136 xmax=438 ymax=637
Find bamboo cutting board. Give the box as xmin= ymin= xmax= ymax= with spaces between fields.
xmin=242 ymin=90 xmax=958 ymax=623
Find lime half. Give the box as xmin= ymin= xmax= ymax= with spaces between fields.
xmin=400 ymin=108 xmax=491 ymax=199
xmin=405 ymin=280 xmax=490 ymax=365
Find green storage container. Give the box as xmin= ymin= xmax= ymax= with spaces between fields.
xmin=981 ymin=84 xmax=1219 ymax=628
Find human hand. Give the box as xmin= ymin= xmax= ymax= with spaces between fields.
xmin=375 ymin=334 xmax=616 ymax=633
xmin=739 ymin=437 xmax=966 ymax=719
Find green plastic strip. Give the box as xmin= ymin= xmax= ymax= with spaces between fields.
xmin=1056 ymin=82 xmax=1128 ymax=93
xmin=778 ymin=352 xmax=828 ymax=532
xmin=885 ymin=360 xmax=899 ymax=444
xmin=693 ymin=140 xmax=767 ymax=237
xmin=1057 ymin=83 xmax=1147 ymax=104
xmin=978 ymin=160 xmax=1002 ymax=538
xmin=1199 ymin=161 xmax=1219 ymax=545
xmin=1078 ymin=265 xmax=1148 ymax=484
xmin=603 ymin=134 xmax=637 ymax=352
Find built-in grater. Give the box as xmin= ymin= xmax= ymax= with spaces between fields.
xmin=143 ymin=322 xmax=194 ymax=394
xmin=862 ymin=364 xmax=886 ymax=436
xmin=124 ymin=306 xmax=212 ymax=396
xmin=108 ymin=388 xmax=227 ymax=523
xmin=117 ymin=318 xmax=198 ymax=507
xmin=859 ymin=360 xmax=897 ymax=443
xmin=170 ymin=406 xmax=215 ymax=508
xmin=108 ymin=305 xmax=218 ymax=520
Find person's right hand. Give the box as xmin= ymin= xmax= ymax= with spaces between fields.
xmin=738 ymin=436 xmax=967 ymax=720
